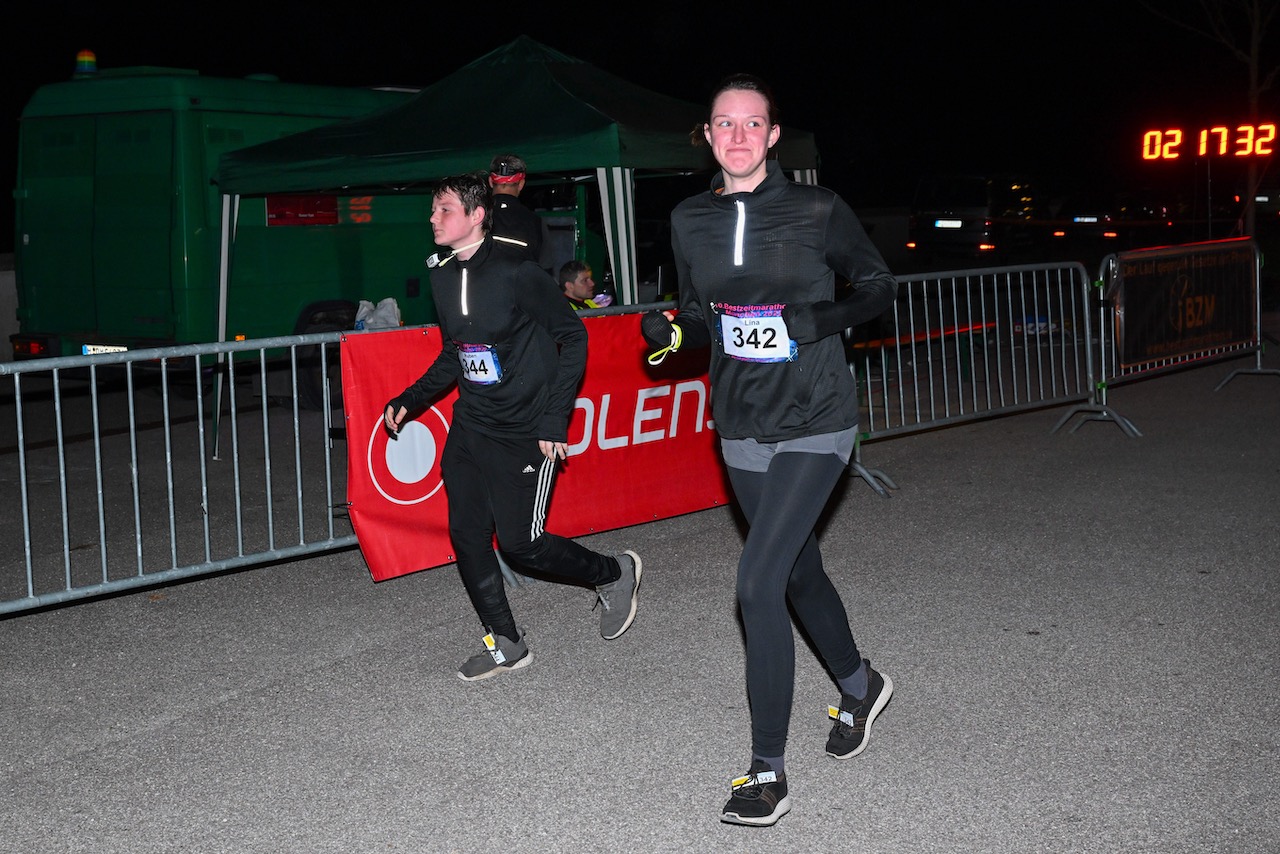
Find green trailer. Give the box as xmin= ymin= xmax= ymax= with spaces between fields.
xmin=11 ymin=62 xmax=437 ymax=367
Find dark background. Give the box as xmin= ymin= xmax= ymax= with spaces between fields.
xmin=0 ymin=1 xmax=1264 ymax=255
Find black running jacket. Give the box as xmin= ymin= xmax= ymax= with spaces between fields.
xmin=669 ymin=160 xmax=898 ymax=442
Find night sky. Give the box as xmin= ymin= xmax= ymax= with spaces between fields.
xmin=1 ymin=1 xmax=1262 ymax=254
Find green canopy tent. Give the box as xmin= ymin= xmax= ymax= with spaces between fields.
xmin=212 ymin=35 xmax=820 ymax=314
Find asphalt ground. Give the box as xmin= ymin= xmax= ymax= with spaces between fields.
xmin=2 ymin=314 xmax=1279 ymax=854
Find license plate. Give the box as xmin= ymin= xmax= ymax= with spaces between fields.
xmin=82 ymin=344 xmax=128 ymax=355
xmin=933 ymin=219 xmax=962 ymax=229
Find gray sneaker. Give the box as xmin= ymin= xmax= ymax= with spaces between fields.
xmin=595 ymin=550 xmax=642 ymax=639
xmin=457 ymin=629 xmax=531 ymax=682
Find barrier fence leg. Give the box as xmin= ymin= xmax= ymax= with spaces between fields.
xmin=1213 ymin=348 xmax=1280 ymax=391
xmin=848 ymin=434 xmax=897 ymax=499
xmin=1050 ymin=382 xmax=1142 ymax=438
xmin=496 ymin=548 xmax=540 ymax=588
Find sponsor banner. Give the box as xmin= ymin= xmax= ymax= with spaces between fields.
xmin=341 ymin=313 xmax=729 ymax=582
xmin=1115 ymin=239 xmax=1257 ymax=369
xmin=341 ymin=326 xmax=457 ymax=581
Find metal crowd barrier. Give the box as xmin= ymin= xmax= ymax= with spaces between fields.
xmin=845 ymin=261 xmax=1095 ymax=493
xmin=1053 ymin=238 xmax=1277 ymax=437
xmin=0 ymin=333 xmax=354 ymax=615
xmin=2 ymin=246 xmax=1268 ymax=614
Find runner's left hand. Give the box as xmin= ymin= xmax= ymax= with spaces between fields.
xmin=539 ymin=440 xmax=567 ymax=461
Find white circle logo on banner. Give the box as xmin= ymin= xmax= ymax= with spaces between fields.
xmin=365 ymin=406 xmax=450 ymax=505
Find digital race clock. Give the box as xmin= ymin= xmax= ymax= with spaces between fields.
xmin=1141 ymin=124 xmax=1276 ymax=160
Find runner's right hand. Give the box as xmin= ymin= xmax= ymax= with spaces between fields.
xmin=384 ymin=403 xmax=407 ymax=437
xmin=641 ymin=310 xmax=682 ymax=365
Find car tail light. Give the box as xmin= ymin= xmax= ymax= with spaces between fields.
xmin=12 ymin=336 xmax=53 ymax=358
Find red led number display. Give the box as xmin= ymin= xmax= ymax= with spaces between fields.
xmin=1142 ymin=124 xmax=1277 ymax=160
xmin=346 ymin=196 xmax=374 ymax=224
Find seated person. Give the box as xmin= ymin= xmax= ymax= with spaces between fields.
xmin=559 ymin=260 xmax=612 ymax=310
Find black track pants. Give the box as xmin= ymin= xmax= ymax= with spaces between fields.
xmin=441 ymin=424 xmax=619 ymax=640
xmin=727 ymin=451 xmax=863 ymax=757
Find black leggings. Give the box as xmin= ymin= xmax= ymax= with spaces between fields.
xmin=727 ymin=451 xmax=863 ymax=757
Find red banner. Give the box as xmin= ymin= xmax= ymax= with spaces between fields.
xmin=340 ymin=313 xmax=730 ymax=581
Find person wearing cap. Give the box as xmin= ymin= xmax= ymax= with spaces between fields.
xmin=488 ymin=154 xmax=554 ymax=273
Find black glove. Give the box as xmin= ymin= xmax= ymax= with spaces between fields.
xmin=384 ymin=398 xmax=409 ymax=438
xmin=781 ymin=301 xmax=835 ymax=345
xmin=641 ymin=309 xmax=674 ymax=346
xmin=640 ymin=310 xmax=682 ymax=365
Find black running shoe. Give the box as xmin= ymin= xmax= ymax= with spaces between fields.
xmin=720 ymin=759 xmax=791 ymax=827
xmin=826 ymin=659 xmax=894 ymax=759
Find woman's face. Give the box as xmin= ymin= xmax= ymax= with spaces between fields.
xmin=704 ymin=88 xmax=780 ymax=191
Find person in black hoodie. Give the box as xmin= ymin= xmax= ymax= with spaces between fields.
xmin=385 ymin=173 xmax=641 ymax=682
xmin=641 ymin=75 xmax=898 ymax=826
xmin=488 ymin=153 xmax=554 ymax=274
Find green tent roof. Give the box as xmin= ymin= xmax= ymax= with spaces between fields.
xmin=214 ymin=36 xmax=819 ymax=195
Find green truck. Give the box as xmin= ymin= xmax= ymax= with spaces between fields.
xmin=11 ymin=62 xmax=438 ymax=373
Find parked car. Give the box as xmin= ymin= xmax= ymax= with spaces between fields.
xmin=1047 ymin=190 xmax=1177 ymax=267
xmin=905 ymin=173 xmax=1045 ymax=269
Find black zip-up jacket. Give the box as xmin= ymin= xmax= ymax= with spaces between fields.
xmin=492 ymin=195 xmax=554 ymax=273
xmin=669 ymin=160 xmax=897 ymax=442
xmin=388 ymin=237 xmax=587 ymax=441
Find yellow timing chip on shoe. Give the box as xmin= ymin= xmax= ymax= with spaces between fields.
xmin=482 ymin=633 xmax=505 ymax=662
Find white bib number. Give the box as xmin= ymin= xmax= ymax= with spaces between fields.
xmin=717 ymin=306 xmax=796 ymax=363
xmin=458 ymin=342 xmax=502 ymax=384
